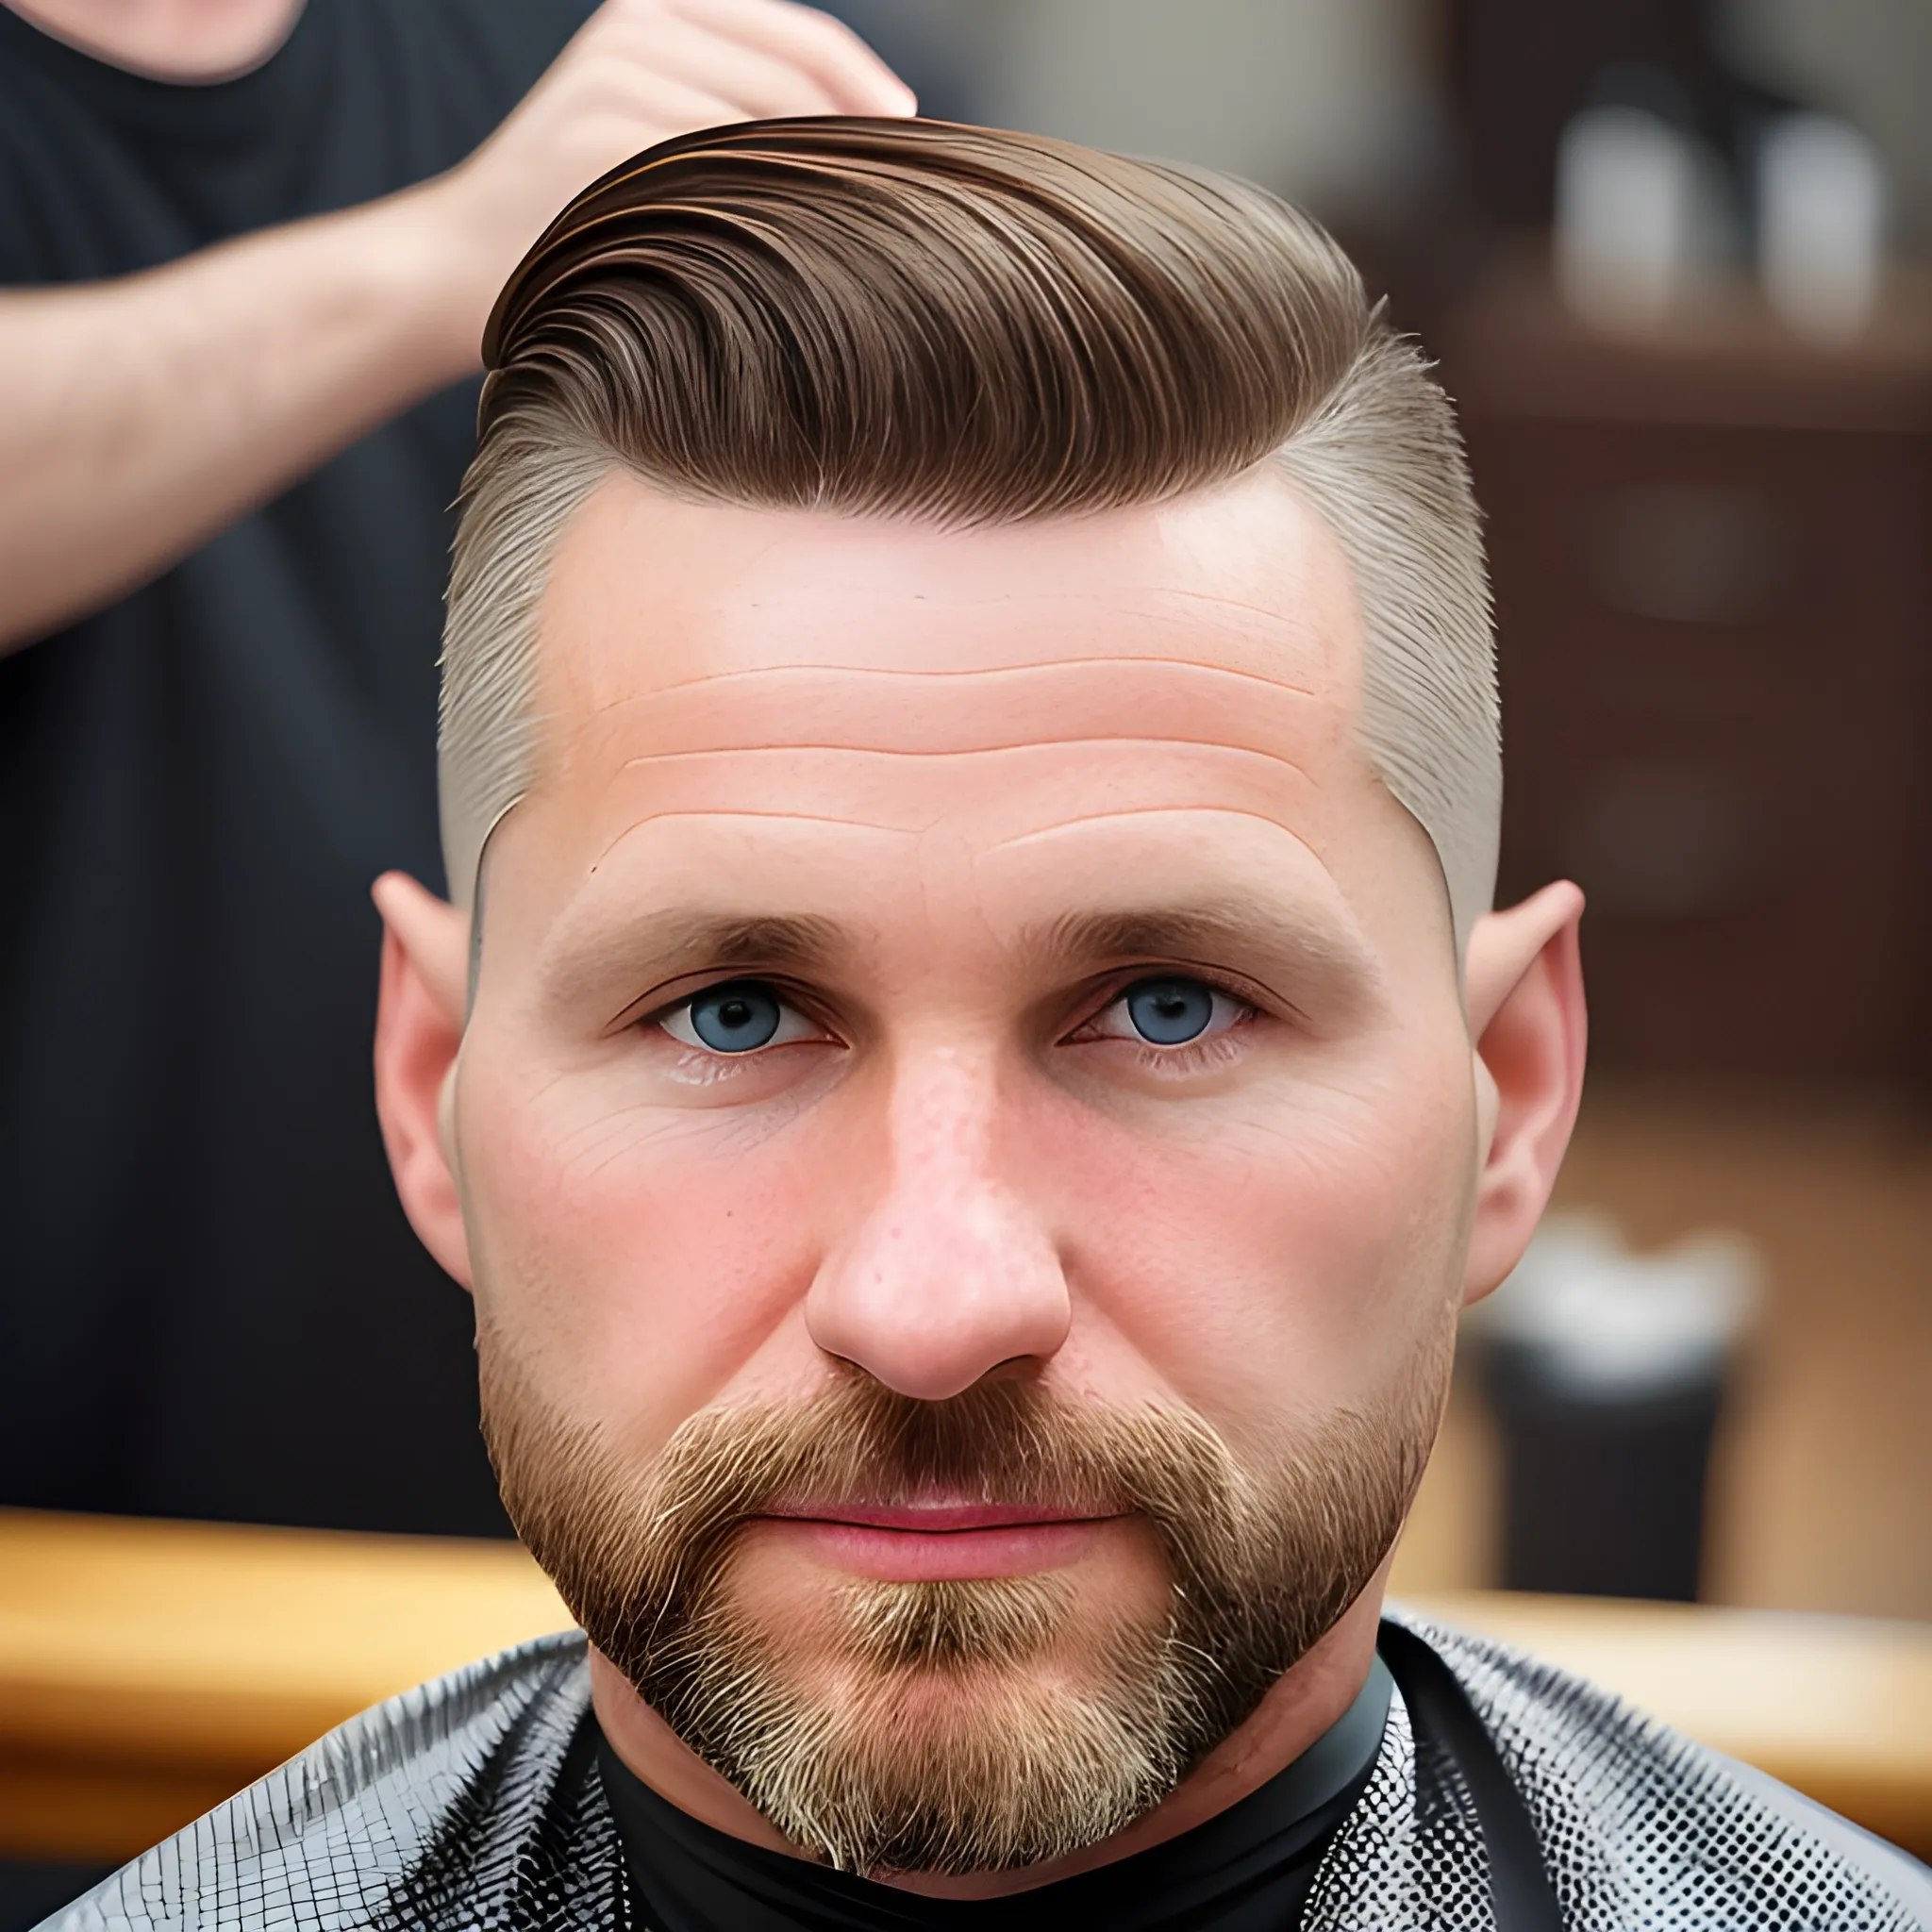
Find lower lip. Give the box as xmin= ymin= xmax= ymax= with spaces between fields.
xmin=750 ymin=1515 xmax=1119 ymax=1582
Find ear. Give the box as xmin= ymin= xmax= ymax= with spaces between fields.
xmin=372 ymin=871 xmax=475 ymax=1291
xmin=1461 ymin=880 xmax=1587 ymax=1306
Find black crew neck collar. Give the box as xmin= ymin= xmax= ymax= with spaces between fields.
xmin=597 ymin=1656 xmax=1391 ymax=1932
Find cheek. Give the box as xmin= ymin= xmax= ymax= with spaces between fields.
xmin=455 ymin=1046 xmax=835 ymax=1428
xmin=1043 ymin=1042 xmax=1474 ymax=1426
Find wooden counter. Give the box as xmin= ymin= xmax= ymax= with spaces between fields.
xmin=4 ymin=1508 xmax=1929 ymax=1862
xmin=1411 ymin=1591 xmax=1932 ymax=1859
xmin=0 ymin=1508 xmax=570 ymax=1860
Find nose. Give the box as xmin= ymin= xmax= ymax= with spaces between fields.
xmin=805 ymin=1044 xmax=1071 ymax=1401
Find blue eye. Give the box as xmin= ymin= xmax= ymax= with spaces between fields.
xmin=1124 ymin=977 xmax=1217 ymax=1045
xmin=655 ymin=980 xmax=828 ymax=1058
xmin=682 ymin=981 xmax=782 ymax=1054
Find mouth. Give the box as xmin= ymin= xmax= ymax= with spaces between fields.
xmin=750 ymin=1499 xmax=1130 ymax=1582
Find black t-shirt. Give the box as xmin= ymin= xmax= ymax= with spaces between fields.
xmin=0 ymin=0 xmax=594 ymax=1533
xmin=596 ymin=1658 xmax=1391 ymax=1931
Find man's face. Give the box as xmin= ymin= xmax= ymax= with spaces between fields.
xmin=457 ymin=466 xmax=1477 ymax=1872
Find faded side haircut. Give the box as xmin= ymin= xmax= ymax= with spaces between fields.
xmin=442 ymin=117 xmax=1498 ymax=953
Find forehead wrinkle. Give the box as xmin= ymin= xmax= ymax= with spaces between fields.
xmin=609 ymin=741 xmax=1324 ymax=777
xmin=541 ymin=619 xmax=1345 ymax=745
xmin=584 ymin=656 xmax=1327 ymax=706
xmin=989 ymin=799 xmax=1352 ymax=884
xmin=550 ymin=658 xmax=1341 ymax=774
xmin=586 ymin=807 xmax=917 ymax=870
xmin=987 ymin=802 xmax=1328 ymax=856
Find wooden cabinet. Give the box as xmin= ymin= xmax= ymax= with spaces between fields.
xmin=1445 ymin=265 xmax=1932 ymax=1082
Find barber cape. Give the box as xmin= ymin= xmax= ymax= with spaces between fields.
xmin=49 ymin=1611 xmax=1931 ymax=1931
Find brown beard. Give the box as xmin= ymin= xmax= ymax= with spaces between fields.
xmin=481 ymin=1341 xmax=1449 ymax=1876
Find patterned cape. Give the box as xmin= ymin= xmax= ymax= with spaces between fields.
xmin=48 ymin=1611 xmax=1932 ymax=1931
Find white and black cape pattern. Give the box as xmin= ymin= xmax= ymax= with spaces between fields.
xmin=46 ymin=1612 xmax=1932 ymax=1931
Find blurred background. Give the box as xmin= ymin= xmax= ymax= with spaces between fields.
xmin=3 ymin=0 xmax=1928 ymax=1921
xmin=855 ymin=0 xmax=1932 ymax=1627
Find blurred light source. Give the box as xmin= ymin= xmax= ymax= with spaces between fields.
xmin=1757 ymin=112 xmax=1887 ymax=343
xmin=1555 ymin=106 xmax=1716 ymax=331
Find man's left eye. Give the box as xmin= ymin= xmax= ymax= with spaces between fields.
xmin=1085 ymin=975 xmax=1249 ymax=1047
xmin=658 ymin=980 xmax=822 ymax=1055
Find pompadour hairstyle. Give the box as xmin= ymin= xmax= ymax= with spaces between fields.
xmin=442 ymin=117 xmax=1498 ymax=952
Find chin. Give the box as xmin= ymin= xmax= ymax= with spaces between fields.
xmin=645 ymin=1569 xmax=1208 ymax=1875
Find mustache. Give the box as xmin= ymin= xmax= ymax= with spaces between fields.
xmin=655 ymin=1374 xmax=1245 ymax=1520
xmin=487 ymin=1366 xmax=1272 ymax=1639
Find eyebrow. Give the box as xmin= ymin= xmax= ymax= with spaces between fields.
xmin=539 ymin=908 xmax=849 ymax=1014
xmin=1022 ymin=902 xmax=1381 ymax=1009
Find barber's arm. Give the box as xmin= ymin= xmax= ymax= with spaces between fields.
xmin=0 ymin=0 xmax=912 ymax=653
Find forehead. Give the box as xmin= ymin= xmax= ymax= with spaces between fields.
xmin=492 ymin=468 xmax=1441 ymax=984
xmin=538 ymin=466 xmax=1362 ymax=718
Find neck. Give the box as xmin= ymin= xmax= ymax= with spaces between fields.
xmin=2 ymin=0 xmax=302 ymax=79
xmin=590 ymin=1557 xmax=1392 ymax=1900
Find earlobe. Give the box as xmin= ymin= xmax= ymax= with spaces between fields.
xmin=1461 ymin=881 xmax=1588 ymax=1307
xmin=371 ymin=871 xmax=475 ymax=1291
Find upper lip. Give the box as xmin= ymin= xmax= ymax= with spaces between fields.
xmin=756 ymin=1501 xmax=1123 ymax=1533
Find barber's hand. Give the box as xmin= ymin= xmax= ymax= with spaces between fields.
xmin=428 ymin=0 xmax=914 ymax=334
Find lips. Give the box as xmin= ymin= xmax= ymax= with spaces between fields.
xmin=749 ymin=1497 xmax=1128 ymax=1582
xmin=764 ymin=1500 xmax=1111 ymax=1533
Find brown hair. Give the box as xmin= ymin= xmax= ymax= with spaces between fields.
xmin=441 ymin=117 xmax=1497 ymax=948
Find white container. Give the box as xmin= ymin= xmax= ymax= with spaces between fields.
xmin=1758 ymin=112 xmax=1887 ymax=343
xmin=1555 ymin=106 xmax=1708 ymax=332
xmin=1474 ymin=1212 xmax=1761 ymax=1399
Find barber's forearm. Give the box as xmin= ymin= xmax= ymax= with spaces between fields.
xmin=0 ymin=181 xmax=489 ymax=652
xmin=0 ymin=0 xmax=917 ymax=654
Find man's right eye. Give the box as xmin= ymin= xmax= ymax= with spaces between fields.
xmin=657 ymin=980 xmax=820 ymax=1056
